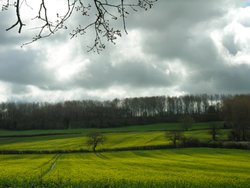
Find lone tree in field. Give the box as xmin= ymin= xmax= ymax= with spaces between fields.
xmin=1 ymin=0 xmax=157 ymax=52
xmin=86 ymin=131 xmax=105 ymax=152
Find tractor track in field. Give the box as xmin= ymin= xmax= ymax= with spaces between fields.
xmin=22 ymin=154 xmax=60 ymax=177
xmin=40 ymin=154 xmax=61 ymax=178
xmin=34 ymin=154 xmax=60 ymax=171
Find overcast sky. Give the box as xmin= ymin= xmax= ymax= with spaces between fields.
xmin=0 ymin=0 xmax=250 ymax=102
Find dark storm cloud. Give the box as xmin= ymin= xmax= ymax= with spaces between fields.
xmin=215 ymin=65 xmax=250 ymax=93
xmin=0 ymin=49 xmax=53 ymax=90
xmin=142 ymin=29 xmax=221 ymax=68
xmin=134 ymin=0 xmax=230 ymax=61
xmin=127 ymin=0 xmax=232 ymax=30
xmin=73 ymin=59 xmax=179 ymax=89
xmin=182 ymin=64 xmax=250 ymax=94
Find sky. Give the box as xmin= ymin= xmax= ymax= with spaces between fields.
xmin=0 ymin=0 xmax=250 ymax=102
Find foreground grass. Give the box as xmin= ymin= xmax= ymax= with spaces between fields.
xmin=0 ymin=148 xmax=249 ymax=187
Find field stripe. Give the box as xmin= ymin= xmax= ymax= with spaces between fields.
xmin=40 ymin=154 xmax=61 ymax=178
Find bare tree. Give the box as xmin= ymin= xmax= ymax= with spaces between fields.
xmin=86 ymin=131 xmax=105 ymax=152
xmin=1 ymin=0 xmax=157 ymax=52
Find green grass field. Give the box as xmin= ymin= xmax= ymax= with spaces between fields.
xmin=0 ymin=122 xmax=249 ymax=187
xmin=0 ymin=122 xmax=227 ymax=151
xmin=0 ymin=122 xmax=222 ymax=136
xmin=0 ymin=148 xmax=249 ymax=187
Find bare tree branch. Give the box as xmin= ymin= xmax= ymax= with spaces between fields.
xmin=1 ymin=0 xmax=157 ymax=52
xmin=6 ymin=0 xmax=24 ymax=33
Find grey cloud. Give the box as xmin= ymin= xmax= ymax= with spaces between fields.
xmin=133 ymin=0 xmax=249 ymax=95
xmin=127 ymin=0 xmax=232 ymax=31
xmin=0 ymin=49 xmax=53 ymax=87
xmin=222 ymin=33 xmax=239 ymax=55
xmin=213 ymin=64 xmax=250 ymax=93
xmin=132 ymin=1 xmax=228 ymax=66
xmin=0 ymin=30 xmax=24 ymax=47
xmin=0 ymin=6 xmax=71 ymax=49
xmin=0 ymin=11 xmax=30 ymax=47
xmin=127 ymin=0 xmax=234 ymax=62
xmin=73 ymin=60 xmax=179 ymax=89
xmin=9 ymin=84 xmax=31 ymax=95
xmin=182 ymin=64 xmax=250 ymax=94
xmin=142 ymin=26 xmax=221 ymax=71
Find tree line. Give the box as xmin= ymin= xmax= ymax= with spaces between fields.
xmin=223 ymin=95 xmax=250 ymax=141
xmin=0 ymin=94 xmax=249 ymax=139
xmin=0 ymin=94 xmax=224 ymax=130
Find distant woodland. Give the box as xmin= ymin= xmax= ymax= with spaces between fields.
xmin=0 ymin=94 xmax=249 ymax=138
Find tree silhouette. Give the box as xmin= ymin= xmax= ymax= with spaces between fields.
xmin=86 ymin=131 xmax=105 ymax=152
xmin=1 ymin=0 xmax=157 ymax=52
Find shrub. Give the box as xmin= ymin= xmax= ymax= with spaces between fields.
xmin=180 ymin=137 xmax=200 ymax=147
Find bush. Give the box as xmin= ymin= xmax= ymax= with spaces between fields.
xmin=180 ymin=137 xmax=200 ymax=147
xmin=222 ymin=141 xmax=250 ymax=149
